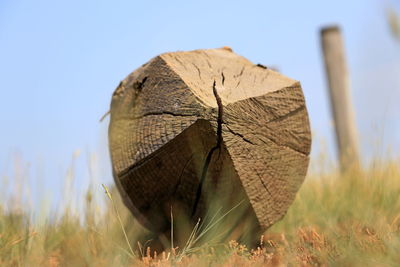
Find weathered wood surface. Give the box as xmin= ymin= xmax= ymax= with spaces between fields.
xmin=321 ymin=26 xmax=359 ymax=171
xmin=109 ymin=48 xmax=311 ymax=237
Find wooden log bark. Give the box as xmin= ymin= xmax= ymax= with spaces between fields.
xmin=108 ymin=48 xmax=311 ymax=241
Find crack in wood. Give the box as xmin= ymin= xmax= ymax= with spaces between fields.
xmin=132 ymin=76 xmax=148 ymax=93
xmin=114 ymin=112 xmax=198 ymax=123
xmin=214 ymin=79 xmax=223 ymax=147
xmin=225 ymin=125 xmax=255 ymax=145
xmin=191 ymin=80 xmax=223 ymax=217
xmin=133 ymin=111 xmax=198 ymax=119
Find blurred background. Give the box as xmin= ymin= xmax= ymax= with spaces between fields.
xmin=1 ymin=0 xmax=399 ymax=217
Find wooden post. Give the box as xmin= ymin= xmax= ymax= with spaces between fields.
xmin=320 ymin=26 xmax=360 ymax=171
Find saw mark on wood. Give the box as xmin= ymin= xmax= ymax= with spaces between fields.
xmin=191 ymin=80 xmax=224 ymax=217
xmin=265 ymin=105 xmax=305 ymax=125
xmin=257 ymin=131 xmax=307 ymax=156
xmin=259 ymin=103 xmax=281 ymax=119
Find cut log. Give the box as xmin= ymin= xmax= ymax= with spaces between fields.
xmin=108 ymin=48 xmax=311 ymax=242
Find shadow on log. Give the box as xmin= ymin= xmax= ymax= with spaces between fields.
xmin=108 ymin=48 xmax=311 ymax=248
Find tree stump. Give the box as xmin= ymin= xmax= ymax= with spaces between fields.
xmin=108 ymin=48 xmax=311 ymax=244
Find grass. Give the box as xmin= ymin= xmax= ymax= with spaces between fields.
xmin=1 ymin=157 xmax=400 ymax=266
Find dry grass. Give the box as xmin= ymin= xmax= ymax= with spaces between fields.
xmin=1 ymin=157 xmax=400 ymax=266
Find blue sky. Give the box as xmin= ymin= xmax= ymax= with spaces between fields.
xmin=1 ymin=0 xmax=399 ymax=212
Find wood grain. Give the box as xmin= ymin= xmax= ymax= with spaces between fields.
xmin=108 ymin=48 xmax=311 ymax=241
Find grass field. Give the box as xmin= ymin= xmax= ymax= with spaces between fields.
xmin=1 ymin=157 xmax=400 ymax=266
